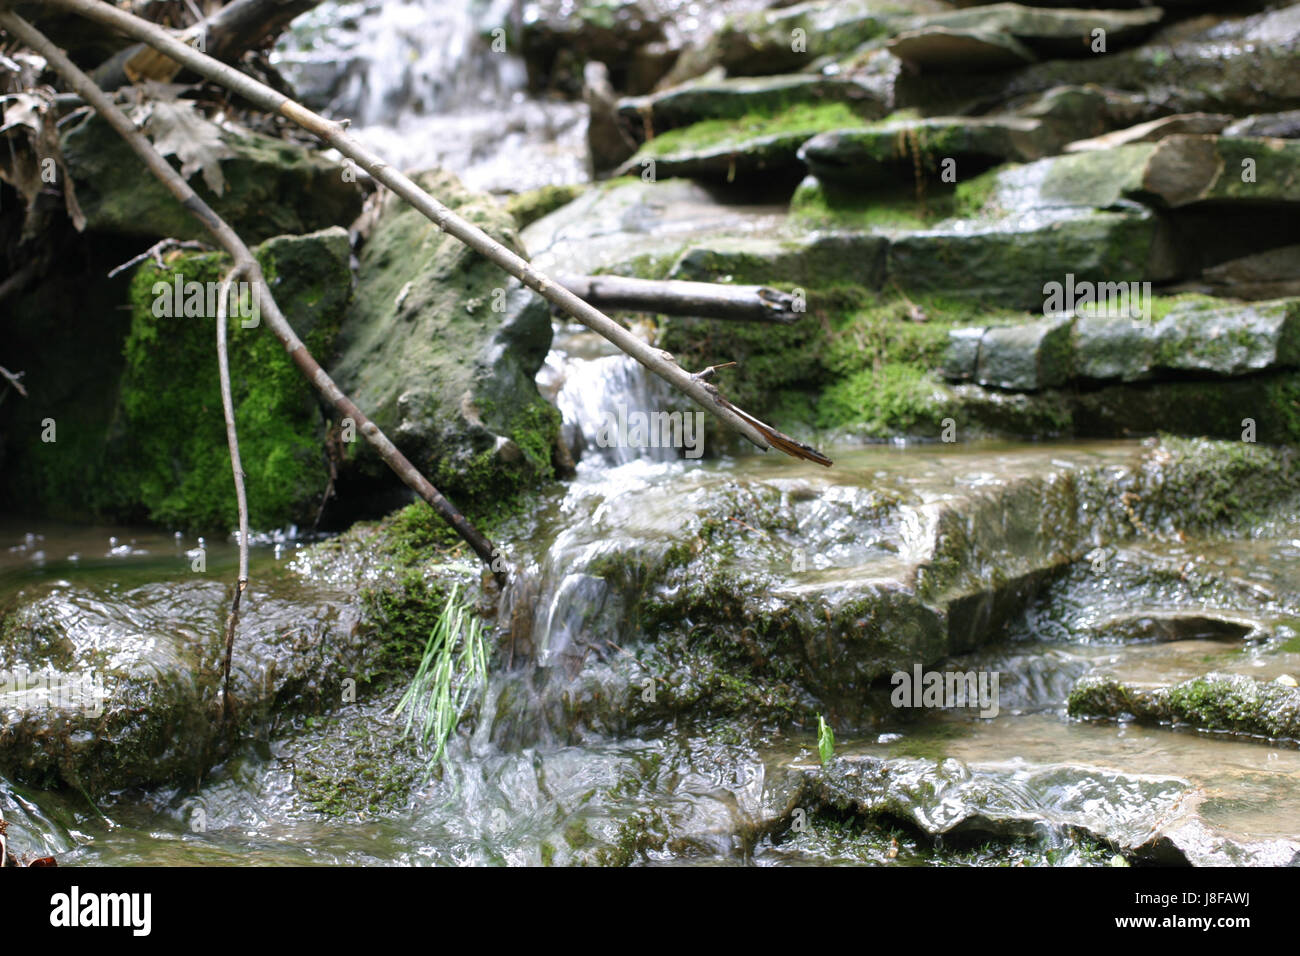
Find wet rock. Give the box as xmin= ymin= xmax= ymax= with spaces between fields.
xmin=1069 ymin=673 xmax=1300 ymax=742
xmin=498 ymin=440 xmax=1298 ymax=737
xmin=59 ymin=111 xmax=364 ymax=244
xmin=0 ymin=572 xmax=364 ymax=795
xmin=799 ymin=115 xmax=1052 ymax=186
xmin=887 ymin=27 xmax=1038 ymax=73
xmin=801 ymin=747 xmax=1300 ymax=866
xmin=330 ymin=168 xmax=560 ymax=505
xmin=1224 ymin=110 xmax=1300 ymax=140
xmin=1064 ymin=113 xmax=1233 ymax=153
xmin=974 ymin=317 xmax=1073 ymax=390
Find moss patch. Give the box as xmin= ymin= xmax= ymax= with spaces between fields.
xmin=637 ymin=101 xmax=866 ymax=157
xmin=102 ymin=229 xmax=351 ymax=530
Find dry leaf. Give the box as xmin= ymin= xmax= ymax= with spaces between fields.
xmin=141 ymin=98 xmax=236 ymax=195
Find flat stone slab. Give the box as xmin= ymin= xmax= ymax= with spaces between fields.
xmin=947 ymin=297 xmax=1300 ymax=387
xmin=915 ymin=3 xmax=1163 ymax=54
xmin=668 ymin=233 xmax=889 ymax=289
xmin=1070 ymin=673 xmax=1300 ymax=742
xmin=887 ymin=27 xmax=1038 ymax=72
xmin=1075 ymin=297 xmax=1300 ymax=382
xmin=1126 ymin=134 xmax=1300 ymax=207
xmin=800 ymin=115 xmax=1052 ymax=185
xmin=1064 ymin=112 xmax=1233 ymax=152
xmin=521 ymin=177 xmax=790 ymax=277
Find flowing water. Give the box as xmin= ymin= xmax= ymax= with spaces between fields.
xmin=4 ymin=1 xmax=1300 ymax=866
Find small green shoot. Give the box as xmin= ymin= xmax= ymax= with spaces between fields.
xmin=817 ymin=715 xmax=835 ymax=765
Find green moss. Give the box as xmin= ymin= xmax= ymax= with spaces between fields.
xmin=792 ymin=177 xmax=956 ymax=231
xmin=952 ymin=166 xmax=1005 ymax=219
xmin=638 ymin=101 xmax=865 ymax=156
xmin=104 ymin=231 xmax=351 ymax=530
xmin=817 ymin=365 xmax=948 ymax=434
xmin=1267 ymin=373 xmax=1300 ymax=445
xmin=504 ymin=183 xmax=589 ymax=229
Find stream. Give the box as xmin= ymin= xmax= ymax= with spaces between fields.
xmin=2 ymin=0 xmax=1299 ymax=867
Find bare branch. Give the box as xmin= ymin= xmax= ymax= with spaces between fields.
xmin=0 ymin=364 xmax=27 ymax=397
xmin=557 ymin=274 xmax=804 ymax=324
xmin=216 ymin=262 xmax=249 ymax=725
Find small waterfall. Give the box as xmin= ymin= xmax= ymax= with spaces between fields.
xmin=274 ymin=0 xmax=586 ymax=190
xmin=538 ymin=327 xmax=690 ymax=469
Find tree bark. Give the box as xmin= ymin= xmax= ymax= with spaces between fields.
xmin=557 ymin=274 xmax=803 ymax=324
xmin=91 ymin=0 xmax=327 ymax=88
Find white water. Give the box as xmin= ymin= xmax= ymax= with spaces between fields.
xmin=273 ymin=0 xmax=587 ymax=191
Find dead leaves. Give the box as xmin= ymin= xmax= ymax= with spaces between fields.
xmin=0 ymin=77 xmax=86 ymax=232
xmin=129 ymin=86 xmax=236 ymax=195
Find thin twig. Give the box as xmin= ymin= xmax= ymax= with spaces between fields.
xmin=0 ymin=364 xmax=27 ymax=397
xmin=0 ymin=10 xmax=510 ymax=588
xmin=107 ymin=237 xmax=208 ymax=278
xmin=216 ymin=262 xmax=249 ymax=726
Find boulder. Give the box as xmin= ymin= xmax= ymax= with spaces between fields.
xmin=330 ymin=169 xmax=560 ymax=505
xmin=59 ymin=111 xmax=363 ymax=244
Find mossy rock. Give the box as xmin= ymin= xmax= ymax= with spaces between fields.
xmin=59 ymin=112 xmax=364 ymax=244
xmin=100 ymin=228 xmax=352 ymax=531
xmin=2 ymin=228 xmax=353 ymax=530
xmin=1069 ymin=673 xmax=1300 ymax=741
xmin=329 ymin=168 xmax=560 ymax=507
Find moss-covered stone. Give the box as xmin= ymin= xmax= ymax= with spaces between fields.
xmin=3 ymin=228 xmax=352 ymax=530
xmin=104 ymin=228 xmax=351 ymax=530
xmin=504 ymin=183 xmax=589 ymax=230
xmin=59 ymin=112 xmax=364 ymax=244
xmin=330 ymin=168 xmax=560 ymax=506
xmin=1069 ymin=673 xmax=1300 ymax=741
